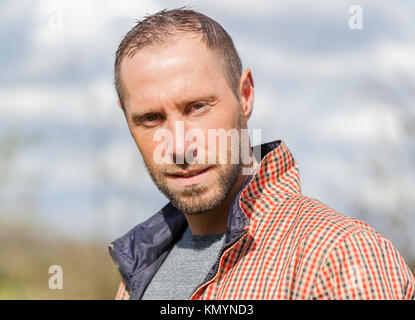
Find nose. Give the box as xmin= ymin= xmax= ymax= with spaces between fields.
xmin=167 ymin=120 xmax=197 ymax=165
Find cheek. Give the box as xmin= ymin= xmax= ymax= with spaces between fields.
xmin=218 ymin=103 xmax=242 ymax=128
xmin=131 ymin=131 xmax=158 ymax=164
xmin=208 ymin=106 xmax=240 ymax=130
xmin=142 ymin=143 xmax=160 ymax=166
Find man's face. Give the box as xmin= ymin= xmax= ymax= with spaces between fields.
xmin=119 ymin=35 xmax=249 ymax=214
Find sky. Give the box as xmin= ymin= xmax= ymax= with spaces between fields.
xmin=1 ymin=0 xmax=414 ymax=258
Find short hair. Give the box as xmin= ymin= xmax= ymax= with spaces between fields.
xmin=114 ymin=8 xmax=243 ymax=111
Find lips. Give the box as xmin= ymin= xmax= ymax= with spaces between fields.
xmin=168 ymin=167 xmax=210 ymax=178
xmin=166 ymin=167 xmax=213 ymax=187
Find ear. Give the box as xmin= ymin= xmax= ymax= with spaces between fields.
xmin=238 ymin=68 xmax=254 ymax=123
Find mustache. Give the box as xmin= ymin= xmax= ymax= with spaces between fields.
xmin=163 ymin=164 xmax=217 ymax=175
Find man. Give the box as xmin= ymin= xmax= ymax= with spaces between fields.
xmin=108 ymin=8 xmax=415 ymax=300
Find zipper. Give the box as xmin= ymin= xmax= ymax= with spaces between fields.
xmin=108 ymin=243 xmax=131 ymax=296
xmin=189 ymin=229 xmax=249 ymax=300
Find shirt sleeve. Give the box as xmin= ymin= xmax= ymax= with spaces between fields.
xmin=115 ymin=280 xmax=131 ymax=300
xmin=311 ymin=231 xmax=415 ymax=299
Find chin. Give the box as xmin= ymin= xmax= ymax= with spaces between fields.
xmin=170 ymin=187 xmax=226 ymax=215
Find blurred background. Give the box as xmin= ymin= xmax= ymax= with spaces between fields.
xmin=0 ymin=0 xmax=414 ymax=299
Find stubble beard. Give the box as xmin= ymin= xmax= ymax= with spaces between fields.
xmin=144 ymin=161 xmax=243 ymax=215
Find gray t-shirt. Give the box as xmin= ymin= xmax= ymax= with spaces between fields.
xmin=141 ymin=225 xmax=226 ymax=300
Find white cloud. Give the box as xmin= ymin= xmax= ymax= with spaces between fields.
xmin=240 ymin=40 xmax=415 ymax=80
xmin=0 ymin=81 xmax=122 ymax=125
xmin=313 ymin=104 xmax=403 ymax=143
xmin=162 ymin=0 xmax=350 ymax=19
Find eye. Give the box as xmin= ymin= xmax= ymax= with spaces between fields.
xmin=144 ymin=114 xmax=161 ymax=122
xmin=188 ymin=103 xmax=208 ymax=114
xmin=139 ymin=113 xmax=163 ymax=127
xmin=192 ymin=103 xmax=205 ymax=110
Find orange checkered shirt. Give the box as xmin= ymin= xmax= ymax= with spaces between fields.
xmin=111 ymin=140 xmax=415 ymax=300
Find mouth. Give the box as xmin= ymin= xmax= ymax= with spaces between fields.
xmin=169 ymin=167 xmax=211 ymax=177
xmin=166 ymin=167 xmax=213 ymax=187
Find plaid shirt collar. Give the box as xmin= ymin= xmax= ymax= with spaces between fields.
xmin=109 ymin=139 xmax=296 ymax=299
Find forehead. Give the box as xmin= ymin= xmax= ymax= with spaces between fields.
xmin=119 ymin=35 xmax=229 ymax=108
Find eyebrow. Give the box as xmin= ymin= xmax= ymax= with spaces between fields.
xmin=129 ymin=95 xmax=218 ymax=124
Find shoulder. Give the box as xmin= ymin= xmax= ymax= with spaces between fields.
xmin=260 ymin=195 xmax=415 ymax=299
xmin=262 ymin=194 xmax=376 ymax=251
xmin=297 ymin=195 xmax=375 ymax=240
xmin=286 ymin=196 xmax=415 ymax=299
xmin=110 ymin=202 xmax=183 ymax=251
xmin=311 ymin=230 xmax=415 ymax=299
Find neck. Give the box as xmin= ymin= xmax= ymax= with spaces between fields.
xmin=185 ymin=155 xmax=259 ymax=236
